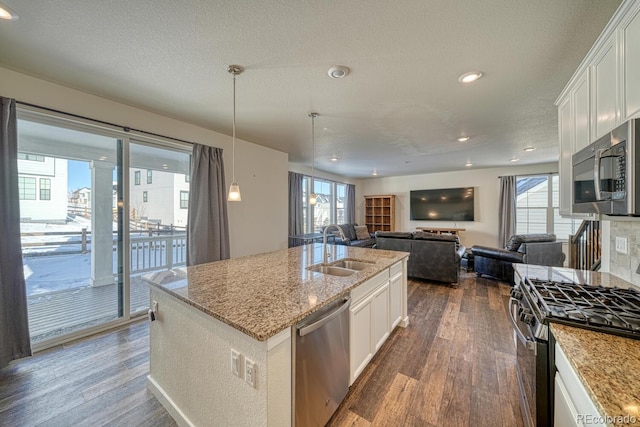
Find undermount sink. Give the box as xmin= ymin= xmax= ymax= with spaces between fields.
xmin=330 ymin=259 xmax=374 ymax=271
xmin=307 ymin=265 xmax=357 ymax=276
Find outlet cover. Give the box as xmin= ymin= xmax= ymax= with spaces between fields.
xmin=231 ymin=349 xmax=242 ymax=378
xmin=245 ymin=358 xmax=256 ymax=388
xmin=615 ymin=236 xmax=628 ymax=254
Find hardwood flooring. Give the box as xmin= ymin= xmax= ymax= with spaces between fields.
xmin=0 ymin=272 xmax=522 ymax=427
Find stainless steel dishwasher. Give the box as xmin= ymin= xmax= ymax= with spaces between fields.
xmin=294 ymin=297 xmax=350 ymax=427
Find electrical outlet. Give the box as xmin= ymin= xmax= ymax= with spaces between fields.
xmin=231 ymin=349 xmax=242 ymax=378
xmin=616 ymin=236 xmax=628 ymax=254
xmin=245 ymin=358 xmax=256 ymax=388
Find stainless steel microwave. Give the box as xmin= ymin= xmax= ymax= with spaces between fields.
xmin=572 ymin=118 xmax=640 ymax=215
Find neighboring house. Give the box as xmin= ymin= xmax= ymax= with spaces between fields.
xmin=68 ymin=186 xmax=92 ymax=216
xmin=17 ymin=153 xmax=68 ymax=223
xmin=129 ymin=169 xmax=189 ymax=228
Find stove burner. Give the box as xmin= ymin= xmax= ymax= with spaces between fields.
xmin=525 ymin=279 xmax=640 ymax=339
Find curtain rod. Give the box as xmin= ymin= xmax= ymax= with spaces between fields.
xmin=16 ymin=100 xmax=196 ymax=146
xmin=498 ymin=172 xmax=555 ymax=179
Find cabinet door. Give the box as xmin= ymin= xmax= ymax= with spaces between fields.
xmin=349 ymin=296 xmax=373 ymax=384
xmin=554 ymin=374 xmax=580 ymax=427
xmin=624 ymin=5 xmax=640 ymax=119
xmin=371 ymin=282 xmax=390 ymax=353
xmin=592 ymin=35 xmax=619 ymax=138
xmin=388 ymin=273 xmax=402 ymax=330
xmin=558 ymin=95 xmax=574 ymax=216
xmin=573 ymin=70 xmax=591 ymax=153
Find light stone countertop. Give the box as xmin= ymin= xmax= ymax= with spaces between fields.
xmin=551 ymin=324 xmax=640 ymax=426
xmin=143 ymin=244 xmax=409 ymax=341
xmin=514 ymin=264 xmax=640 ymax=426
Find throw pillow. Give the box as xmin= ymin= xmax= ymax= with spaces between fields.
xmin=354 ymin=225 xmax=370 ymax=240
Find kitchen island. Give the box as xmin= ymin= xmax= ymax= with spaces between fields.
xmin=143 ymin=243 xmax=409 ymax=427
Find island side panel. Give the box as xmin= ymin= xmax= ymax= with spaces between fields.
xmin=400 ymin=258 xmax=409 ymax=327
xmin=148 ymin=288 xmax=275 ymax=427
xmin=266 ymin=328 xmax=292 ymax=427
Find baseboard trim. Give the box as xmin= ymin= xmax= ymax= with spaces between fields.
xmin=147 ymin=375 xmax=195 ymax=427
xmin=400 ymin=316 xmax=410 ymax=327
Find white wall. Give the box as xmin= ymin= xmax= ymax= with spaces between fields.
xmin=358 ymin=163 xmax=558 ymax=248
xmin=1 ymin=66 xmax=288 ymax=258
xmin=288 ymin=162 xmax=359 ymax=185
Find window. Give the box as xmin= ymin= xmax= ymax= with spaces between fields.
xmin=134 ymin=170 xmax=141 ymax=185
xmin=39 ymin=178 xmax=51 ymax=200
xmin=185 ymin=174 xmax=190 ymax=183
xmin=516 ymin=174 xmax=578 ymax=241
xmin=18 ymin=152 xmax=45 ymax=162
xmin=301 ymin=176 xmax=349 ymax=233
xmin=147 ymin=169 xmax=152 ymax=184
xmin=143 ymin=191 xmax=148 ymax=202
xmin=18 ymin=177 xmax=36 ymax=200
xmin=180 ymin=191 xmax=189 ymax=209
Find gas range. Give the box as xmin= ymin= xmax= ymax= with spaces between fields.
xmin=513 ymin=278 xmax=640 ymax=342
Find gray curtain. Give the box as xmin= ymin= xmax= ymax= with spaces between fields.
xmin=346 ymin=183 xmax=356 ymax=224
xmin=0 ymin=96 xmax=32 ymax=367
xmin=498 ymin=175 xmax=517 ymax=248
xmin=186 ymin=144 xmax=230 ymax=266
xmin=288 ymin=171 xmax=304 ymax=237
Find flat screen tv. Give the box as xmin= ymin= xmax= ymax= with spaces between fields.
xmin=410 ymin=187 xmax=475 ymax=221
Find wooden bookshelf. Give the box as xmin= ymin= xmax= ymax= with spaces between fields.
xmin=364 ymin=195 xmax=396 ymax=233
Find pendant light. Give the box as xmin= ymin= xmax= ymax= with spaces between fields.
xmin=227 ymin=65 xmax=244 ymax=202
xmin=308 ymin=112 xmax=319 ymax=206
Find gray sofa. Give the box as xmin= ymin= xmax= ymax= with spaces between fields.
xmin=375 ymin=231 xmax=465 ymax=284
xmin=471 ymin=233 xmax=565 ymax=284
xmin=325 ymin=223 xmax=376 ymax=248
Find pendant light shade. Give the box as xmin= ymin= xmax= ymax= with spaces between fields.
xmin=227 ymin=65 xmax=244 ymax=202
xmin=309 ymin=112 xmax=319 ymax=206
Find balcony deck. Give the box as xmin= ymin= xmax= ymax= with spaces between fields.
xmin=27 ymin=276 xmax=151 ymax=344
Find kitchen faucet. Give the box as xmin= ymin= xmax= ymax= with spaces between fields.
xmin=323 ymin=224 xmax=346 ymax=265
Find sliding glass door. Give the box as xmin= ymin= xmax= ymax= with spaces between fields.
xmin=17 ymin=118 xmax=123 ymax=345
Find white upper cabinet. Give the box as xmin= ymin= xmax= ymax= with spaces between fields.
xmin=558 ymin=96 xmax=574 ymax=216
xmin=623 ymin=5 xmax=640 ymax=119
xmin=591 ymin=34 xmax=619 ymax=139
xmin=573 ymin=70 xmax=591 ymax=153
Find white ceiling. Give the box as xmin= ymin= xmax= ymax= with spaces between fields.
xmin=0 ymin=0 xmax=622 ymax=178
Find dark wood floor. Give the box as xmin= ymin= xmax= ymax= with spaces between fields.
xmin=0 ymin=272 xmax=522 ymax=427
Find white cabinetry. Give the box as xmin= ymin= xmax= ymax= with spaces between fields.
xmin=592 ymin=34 xmax=620 ymax=139
xmin=574 ymin=71 xmax=591 ymax=153
xmin=370 ymin=282 xmax=390 ymax=352
xmin=623 ymin=4 xmax=640 ymax=119
xmin=388 ymin=262 xmax=403 ymax=330
xmin=558 ymin=96 xmax=574 ymax=216
xmin=554 ymin=343 xmax=604 ymax=426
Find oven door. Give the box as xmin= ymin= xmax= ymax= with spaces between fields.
xmin=510 ymin=296 xmax=549 ymax=427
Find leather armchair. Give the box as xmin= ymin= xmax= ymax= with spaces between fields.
xmin=471 ymin=233 xmax=565 ymax=284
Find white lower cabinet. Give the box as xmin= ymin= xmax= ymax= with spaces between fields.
xmin=554 ymin=343 xmax=604 ymax=426
xmin=349 ymin=293 xmax=374 ymax=383
xmin=371 ymin=282 xmax=390 ymax=353
xmin=388 ymin=271 xmax=402 ymax=330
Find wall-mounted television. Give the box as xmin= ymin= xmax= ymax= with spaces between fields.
xmin=410 ymin=187 xmax=475 ymax=221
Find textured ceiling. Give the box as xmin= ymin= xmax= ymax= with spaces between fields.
xmin=0 ymin=0 xmax=622 ymax=178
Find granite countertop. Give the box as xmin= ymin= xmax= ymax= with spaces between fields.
xmin=143 ymin=244 xmax=409 ymax=341
xmin=551 ymin=323 xmax=640 ymax=426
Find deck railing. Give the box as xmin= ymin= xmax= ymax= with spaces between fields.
xmin=21 ymin=230 xmax=187 ymax=274
xmin=569 ymin=220 xmax=601 ymax=271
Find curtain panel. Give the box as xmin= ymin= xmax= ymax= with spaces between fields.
xmin=0 ymin=96 xmax=32 ymax=367
xmin=346 ymin=184 xmax=356 ymax=224
xmin=498 ymin=175 xmax=517 ymax=248
xmin=288 ymin=171 xmax=304 ymax=237
xmin=186 ymin=144 xmax=230 ymax=266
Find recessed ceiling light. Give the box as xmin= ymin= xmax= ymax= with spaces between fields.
xmin=0 ymin=2 xmax=18 ymax=20
xmin=330 ymin=156 xmax=338 ymax=162
xmin=458 ymin=71 xmax=483 ymax=83
xmin=328 ymin=66 xmax=350 ymax=79
xmin=465 ymin=161 xmax=473 ymax=167
xmin=162 ymin=163 xmax=169 ymax=169
xmin=524 ymin=146 xmax=536 ymax=152
xmin=98 ymin=156 xmax=107 ymax=161
xmin=372 ymin=169 xmax=378 ymax=176
xmin=510 ymin=157 xmax=519 ymax=162
xmin=457 ymin=136 xmax=470 ymax=142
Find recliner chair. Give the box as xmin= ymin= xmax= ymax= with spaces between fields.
xmin=471 ymin=233 xmax=565 ymax=284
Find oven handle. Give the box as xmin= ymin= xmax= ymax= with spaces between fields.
xmin=594 ymin=148 xmax=604 ymax=201
xmin=509 ymin=297 xmax=537 ymax=351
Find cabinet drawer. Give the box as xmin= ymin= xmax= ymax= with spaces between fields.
xmin=389 ymin=261 xmax=402 ymax=278
xmin=351 ymin=269 xmax=389 ymax=304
